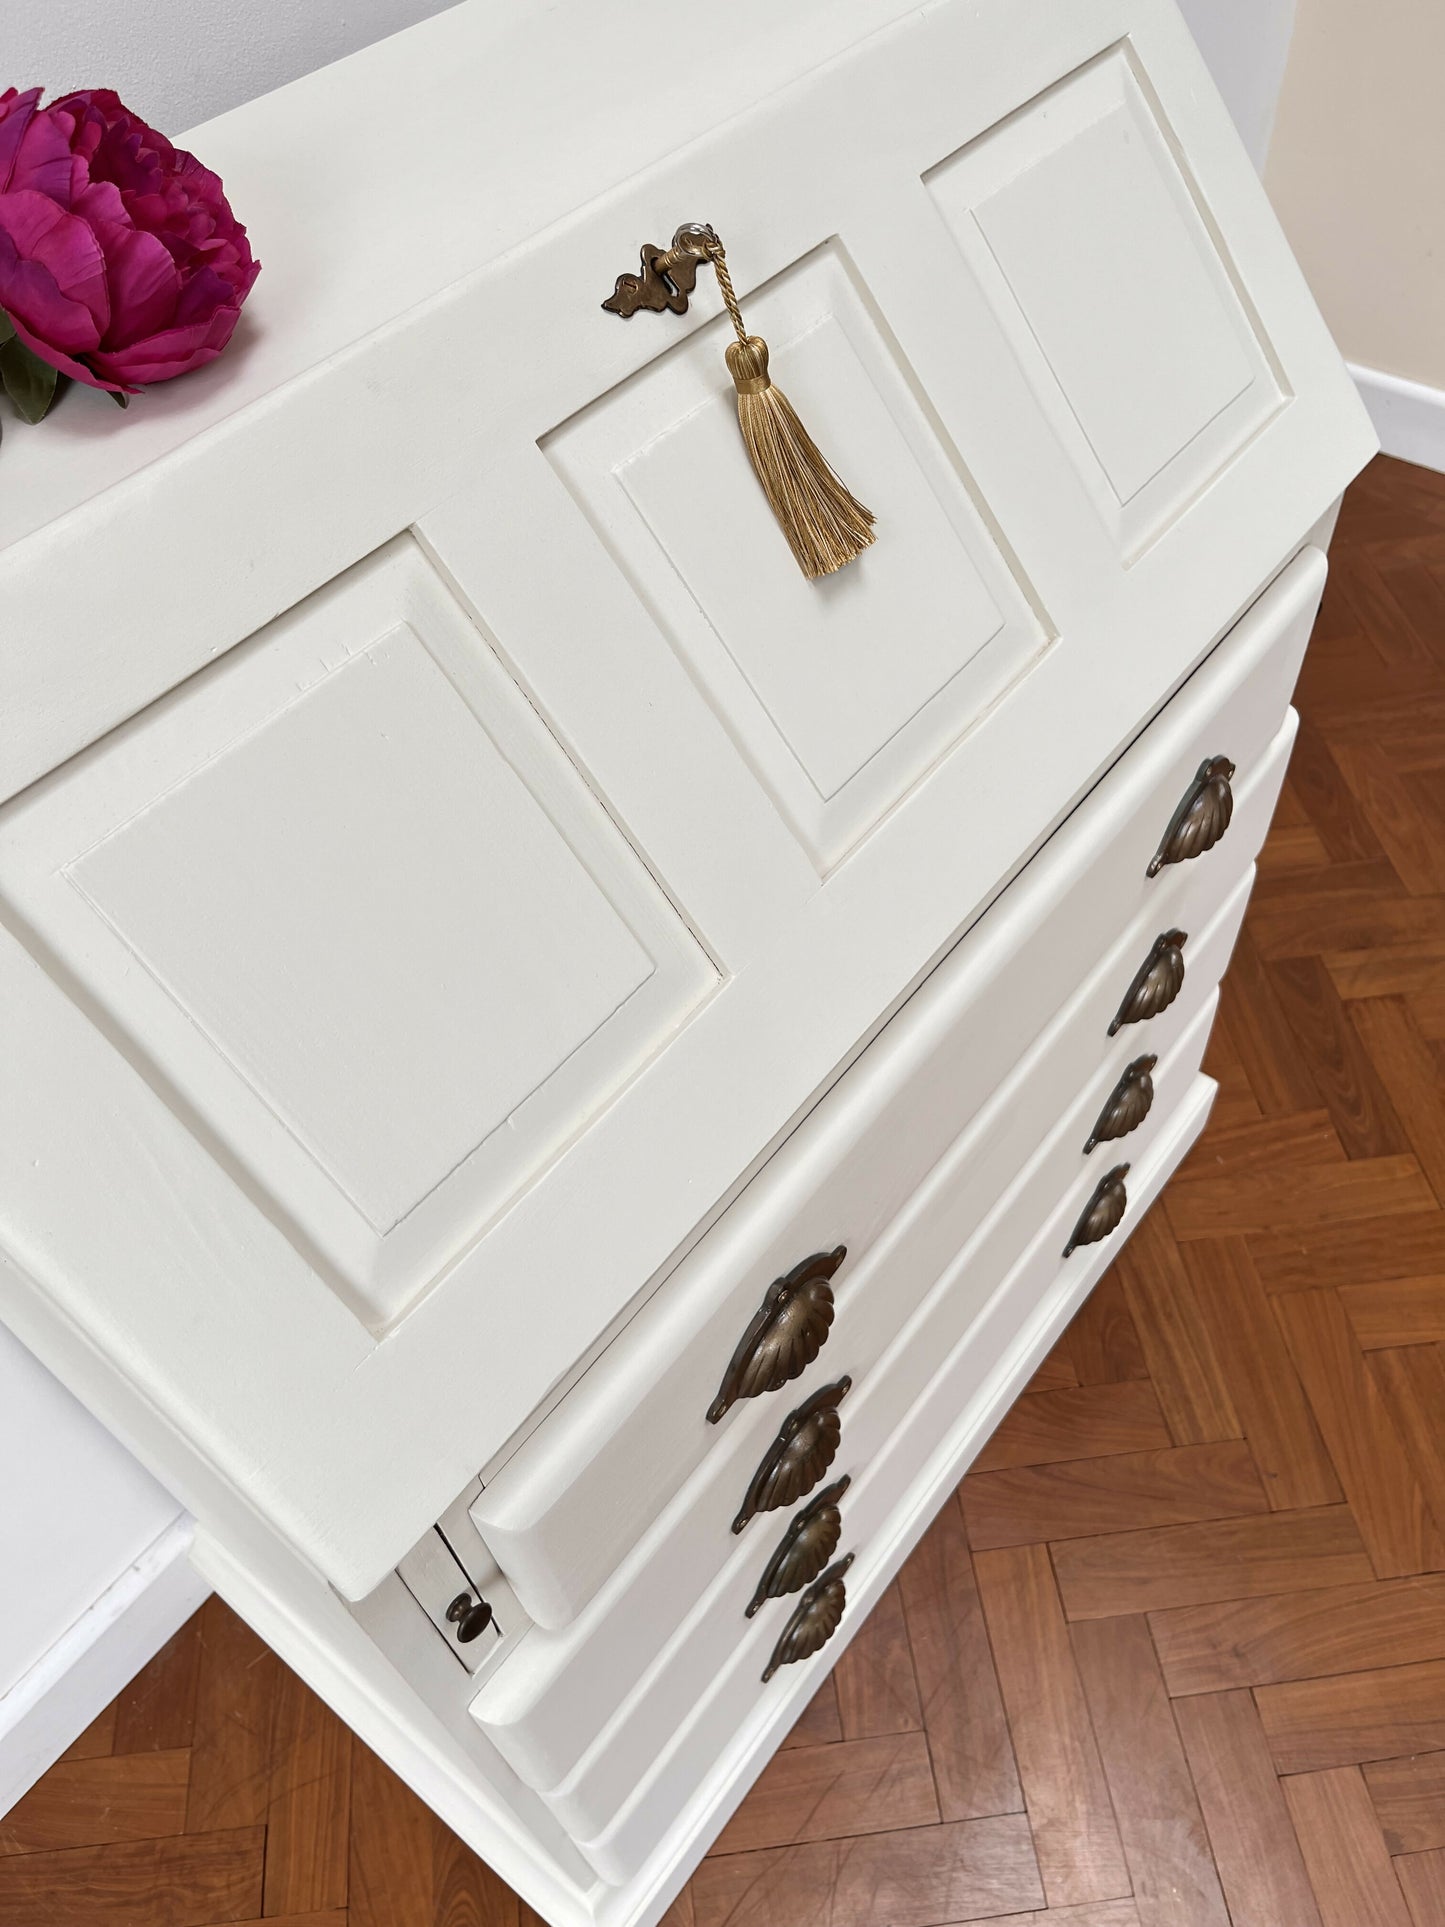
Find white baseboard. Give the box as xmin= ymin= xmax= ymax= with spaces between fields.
xmin=0 ymin=1517 xmax=211 ymax=1814
xmin=1349 ymin=363 xmax=1445 ymax=475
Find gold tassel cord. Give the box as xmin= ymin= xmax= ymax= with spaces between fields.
xmin=667 ymin=235 xmax=876 ymax=580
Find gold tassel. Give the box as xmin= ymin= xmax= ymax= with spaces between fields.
xmin=702 ymin=239 xmax=875 ymax=580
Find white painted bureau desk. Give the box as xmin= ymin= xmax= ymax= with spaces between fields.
xmin=0 ymin=2 xmax=1374 ymax=1922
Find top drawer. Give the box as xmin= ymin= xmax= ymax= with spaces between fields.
xmin=0 ymin=0 xmax=1371 ymax=1603
xmin=471 ymin=546 xmax=1326 ymax=1626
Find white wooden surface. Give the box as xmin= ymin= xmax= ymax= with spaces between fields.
xmin=472 ymin=549 xmax=1324 ymax=1630
xmin=7 ymin=3 xmax=1293 ymax=229
xmin=474 ymin=715 xmax=1296 ymax=1795
xmin=2 ymin=538 xmax=711 ymax=1323
xmin=0 ymin=1325 xmax=206 ymax=1810
xmin=575 ymin=991 xmax=1225 ymax=1846
xmin=0 ymin=1517 xmax=207 ymax=1816
xmin=925 ymin=48 xmax=1286 ymax=560
xmin=0 ymin=4 xmax=1375 ymax=1921
xmin=0 ymin=0 xmax=1374 ymax=1610
xmin=584 ymin=1068 xmax=1223 ymax=1908
xmin=547 ymin=242 xmax=1046 ymax=871
xmin=0 ymin=1327 xmax=182 ymax=1699
xmin=0 ymin=0 xmax=923 ymax=578
xmin=576 ymin=991 xmax=1229 ymax=1874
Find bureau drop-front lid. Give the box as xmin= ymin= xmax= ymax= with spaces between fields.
xmin=0 ymin=0 xmax=1373 ymax=1596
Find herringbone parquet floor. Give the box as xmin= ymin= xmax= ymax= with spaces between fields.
xmin=4 ymin=454 xmax=1445 ymax=1926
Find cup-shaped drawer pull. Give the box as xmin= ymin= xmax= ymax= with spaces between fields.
xmin=733 ymin=1377 xmax=852 ymax=1534
xmin=1148 ymin=755 xmax=1236 ymax=877
xmin=707 ymin=1246 xmax=846 ymax=1424
xmin=762 ymin=1554 xmax=855 ymax=1682
xmin=1109 ymin=929 xmax=1188 ymax=1036
xmin=746 ymin=1476 xmax=851 ymax=1617
xmin=1063 ymin=1164 xmax=1130 ymax=1258
xmin=1084 ymin=1054 xmax=1157 ymax=1154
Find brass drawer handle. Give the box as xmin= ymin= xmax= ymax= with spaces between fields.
xmin=708 ymin=1247 xmax=846 ymax=1425
xmin=746 ymin=1476 xmax=850 ymax=1617
xmin=733 ymin=1377 xmax=852 ymax=1534
xmin=1085 ymin=1054 xmax=1156 ymax=1154
xmin=762 ymin=1554 xmax=855 ymax=1681
xmin=1148 ymin=755 xmax=1236 ymax=877
xmin=1109 ymin=929 xmax=1187 ymax=1035
xmin=1064 ymin=1164 xmax=1130 ymax=1258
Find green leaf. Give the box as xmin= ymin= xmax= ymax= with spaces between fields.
xmin=0 ymin=309 xmax=14 ymax=346
xmin=0 ymin=333 xmax=60 ymax=423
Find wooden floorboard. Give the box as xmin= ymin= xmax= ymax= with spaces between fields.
xmin=1068 ymin=1615 xmax=1229 ymax=1926
xmin=1147 ymin=1574 xmax=1445 ymax=1696
xmin=1174 ymin=1689 xmax=1324 ymax=1927
xmin=1256 ymin=1659 xmax=1445 ymax=1775
xmin=709 ymin=1732 xmax=940 ymax=1854
xmin=1395 ymin=1847 xmax=1445 ymax=1927
xmin=831 ymin=1580 xmax=924 ymax=1739
xmin=895 ymin=1495 xmax=1023 ymax=1823
xmin=974 ymin=1544 xmax=1129 ymax=1907
xmin=9 ymin=454 xmax=1445 ymax=1923
xmin=1365 ymin=1752 xmax=1445 ymax=1856
xmin=1282 ymin=1767 xmax=1417 ymax=1927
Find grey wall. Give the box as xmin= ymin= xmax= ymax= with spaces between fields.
xmin=1176 ymin=0 xmax=1298 ymax=170
xmin=8 ymin=1 xmax=1291 ymax=166
xmin=5 ymin=0 xmax=460 ymax=134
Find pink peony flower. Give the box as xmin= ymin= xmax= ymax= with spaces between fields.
xmin=0 ymin=85 xmax=259 ymax=397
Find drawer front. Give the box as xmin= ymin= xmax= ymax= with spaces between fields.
xmin=473 ymin=817 xmax=1269 ymax=1794
xmin=562 ymin=1001 xmax=1225 ymax=1871
xmin=470 ymin=550 xmax=1323 ymax=1629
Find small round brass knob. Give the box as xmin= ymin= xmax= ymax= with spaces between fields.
xmin=446 ymin=1592 xmax=494 ymax=1644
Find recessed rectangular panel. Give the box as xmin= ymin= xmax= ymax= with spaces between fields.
xmin=0 ymin=539 xmax=715 ymax=1326
xmin=973 ymin=110 xmax=1254 ymax=503
xmin=926 ymin=48 xmax=1288 ymax=560
xmin=546 ymin=243 xmax=1047 ymax=870
xmin=617 ymin=317 xmax=1009 ymax=804
xmin=70 ymin=630 xmax=654 ymax=1235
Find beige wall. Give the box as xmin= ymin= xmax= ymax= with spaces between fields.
xmin=1266 ymin=0 xmax=1445 ymax=389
